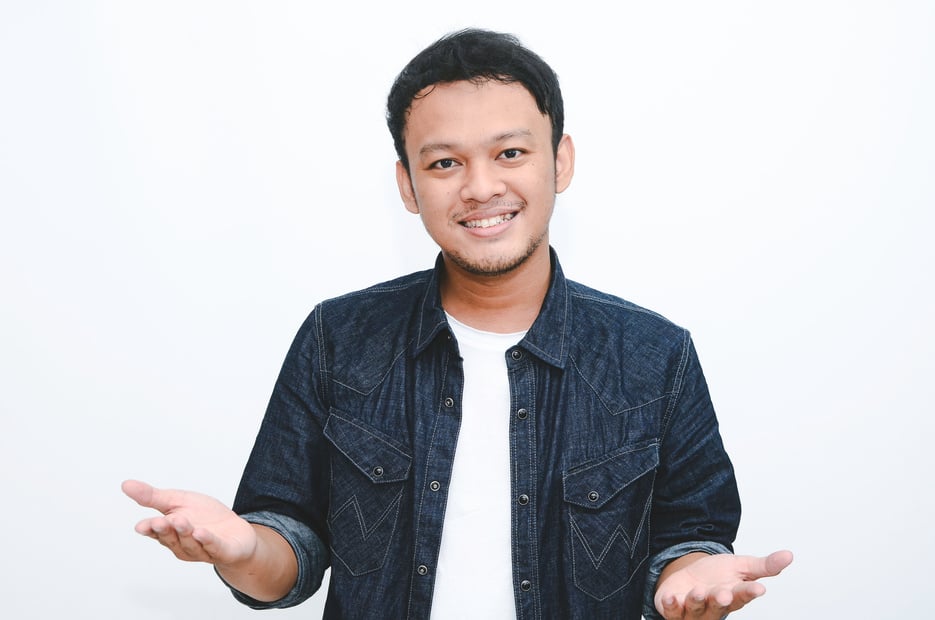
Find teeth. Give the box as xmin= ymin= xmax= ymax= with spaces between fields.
xmin=463 ymin=213 xmax=515 ymax=228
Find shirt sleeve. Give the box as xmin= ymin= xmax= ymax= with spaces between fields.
xmin=218 ymin=510 xmax=330 ymax=609
xmin=223 ymin=307 xmax=333 ymax=608
xmin=643 ymin=332 xmax=742 ymax=615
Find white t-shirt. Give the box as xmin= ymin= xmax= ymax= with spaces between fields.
xmin=430 ymin=314 xmax=527 ymax=620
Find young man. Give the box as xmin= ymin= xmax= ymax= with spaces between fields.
xmin=124 ymin=28 xmax=792 ymax=619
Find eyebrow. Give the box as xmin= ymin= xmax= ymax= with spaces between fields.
xmin=417 ymin=129 xmax=534 ymax=158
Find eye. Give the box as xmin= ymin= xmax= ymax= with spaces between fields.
xmin=499 ymin=148 xmax=523 ymax=160
xmin=430 ymin=158 xmax=458 ymax=170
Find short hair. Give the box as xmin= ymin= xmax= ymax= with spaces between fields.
xmin=386 ymin=28 xmax=565 ymax=171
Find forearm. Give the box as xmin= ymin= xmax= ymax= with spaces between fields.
xmin=216 ymin=524 xmax=298 ymax=602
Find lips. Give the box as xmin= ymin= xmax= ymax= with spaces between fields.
xmin=461 ymin=212 xmax=516 ymax=229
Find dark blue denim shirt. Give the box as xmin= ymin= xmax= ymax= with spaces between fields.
xmin=227 ymin=249 xmax=740 ymax=619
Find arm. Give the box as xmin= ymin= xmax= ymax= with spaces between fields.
xmin=122 ymin=479 xmax=298 ymax=602
xmin=645 ymin=334 xmax=792 ymax=617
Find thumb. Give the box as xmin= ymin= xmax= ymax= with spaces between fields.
xmin=122 ymin=479 xmax=173 ymax=513
xmin=748 ymin=549 xmax=794 ymax=579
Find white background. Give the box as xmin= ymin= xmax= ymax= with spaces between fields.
xmin=1 ymin=1 xmax=932 ymax=618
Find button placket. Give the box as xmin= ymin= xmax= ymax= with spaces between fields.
xmin=507 ymin=348 xmax=540 ymax=618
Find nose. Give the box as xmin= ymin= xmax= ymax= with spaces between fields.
xmin=459 ymin=161 xmax=507 ymax=204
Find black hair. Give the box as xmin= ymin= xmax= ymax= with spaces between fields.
xmin=386 ymin=28 xmax=564 ymax=171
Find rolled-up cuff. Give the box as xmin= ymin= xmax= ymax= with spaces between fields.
xmin=217 ymin=510 xmax=329 ymax=609
xmin=642 ymin=541 xmax=733 ymax=620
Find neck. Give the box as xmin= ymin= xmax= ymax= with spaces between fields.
xmin=440 ymin=246 xmax=551 ymax=333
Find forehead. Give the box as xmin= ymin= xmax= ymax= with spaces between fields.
xmin=403 ymin=80 xmax=549 ymax=146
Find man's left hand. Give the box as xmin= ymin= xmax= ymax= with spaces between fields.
xmin=654 ymin=549 xmax=793 ymax=619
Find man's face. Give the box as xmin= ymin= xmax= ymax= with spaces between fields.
xmin=396 ymin=80 xmax=574 ymax=277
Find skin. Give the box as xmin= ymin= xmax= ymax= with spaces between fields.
xmin=655 ymin=550 xmax=794 ymax=619
xmin=122 ymin=479 xmax=296 ymax=602
xmin=124 ymin=78 xmax=793 ymax=616
xmin=395 ymin=80 xmax=574 ymax=333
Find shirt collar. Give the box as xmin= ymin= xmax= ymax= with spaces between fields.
xmin=412 ymin=248 xmax=571 ymax=369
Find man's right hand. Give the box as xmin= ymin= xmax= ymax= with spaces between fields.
xmin=123 ymin=479 xmax=299 ymax=602
xmin=121 ymin=479 xmax=257 ymax=568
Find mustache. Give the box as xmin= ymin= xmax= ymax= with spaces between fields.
xmin=457 ymin=199 xmax=526 ymax=214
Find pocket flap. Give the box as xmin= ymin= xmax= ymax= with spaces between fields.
xmin=324 ymin=410 xmax=412 ymax=484
xmin=563 ymin=441 xmax=659 ymax=509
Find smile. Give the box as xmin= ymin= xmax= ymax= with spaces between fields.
xmin=461 ymin=212 xmax=516 ymax=229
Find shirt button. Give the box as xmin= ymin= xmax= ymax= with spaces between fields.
xmin=588 ymin=491 xmax=599 ymax=502
xmin=516 ymin=408 xmax=528 ymax=420
xmin=511 ymin=349 xmax=523 ymax=361
xmin=518 ymin=494 xmax=529 ymax=505
xmin=520 ymin=579 xmax=532 ymax=591
xmin=430 ymin=480 xmax=441 ymax=491
xmin=372 ymin=466 xmax=384 ymax=478
xmin=417 ymin=564 xmax=429 ymax=576
xmin=444 ymin=397 xmax=455 ymax=408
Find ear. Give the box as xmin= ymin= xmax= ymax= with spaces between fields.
xmin=554 ymin=134 xmax=575 ymax=194
xmin=396 ymin=160 xmax=420 ymax=214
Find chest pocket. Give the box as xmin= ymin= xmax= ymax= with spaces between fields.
xmin=324 ymin=410 xmax=411 ymax=576
xmin=563 ymin=440 xmax=659 ymax=601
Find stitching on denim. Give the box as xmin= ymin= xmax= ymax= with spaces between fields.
xmin=568 ymin=290 xmax=674 ymax=325
xmin=414 ymin=268 xmax=444 ymax=353
xmin=570 ymin=513 xmax=634 ymax=567
xmin=406 ymin=346 xmax=453 ymax=619
xmin=330 ymin=487 xmax=404 ymax=540
xmin=661 ymin=329 xmax=691 ymax=438
xmin=562 ymin=441 xmax=659 ymax=483
xmin=567 ymin=466 xmax=654 ymax=601
xmin=323 ymin=274 xmax=432 ymax=303
xmin=329 ymin=486 xmax=404 ymax=577
xmin=509 ymin=358 xmax=522 ymax=620
xmin=326 ymin=412 xmax=412 ymax=479
xmin=566 ymin=352 xmax=673 ymax=418
xmin=329 ymin=343 xmax=409 ymax=397
xmin=522 ymin=275 xmax=571 ymax=368
xmin=313 ymin=305 xmax=331 ymax=406
xmin=528 ymin=367 xmax=542 ymax=620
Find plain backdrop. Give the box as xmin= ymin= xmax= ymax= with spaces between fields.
xmin=1 ymin=1 xmax=932 ymax=618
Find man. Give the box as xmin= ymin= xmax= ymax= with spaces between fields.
xmin=124 ymin=28 xmax=792 ymax=619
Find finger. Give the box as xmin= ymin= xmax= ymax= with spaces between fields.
xmin=764 ymin=549 xmax=794 ymax=575
xmin=151 ymin=516 xmax=213 ymax=562
xmin=659 ymin=594 xmax=684 ymax=619
xmin=705 ymin=590 xmax=732 ymax=620
xmin=683 ymin=588 xmax=707 ymax=617
xmin=133 ymin=517 xmax=159 ymax=537
xmin=190 ymin=526 xmax=220 ymax=555
xmin=742 ymin=549 xmax=794 ymax=580
xmin=123 ymin=479 xmax=190 ymax=516
xmin=166 ymin=514 xmax=210 ymax=561
xmin=712 ymin=587 xmax=733 ymax=608
xmin=122 ymin=479 xmax=156 ymax=508
xmin=149 ymin=516 xmax=183 ymax=551
xmin=725 ymin=580 xmax=766 ymax=612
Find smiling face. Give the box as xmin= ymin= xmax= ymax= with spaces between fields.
xmin=396 ymin=80 xmax=574 ymax=278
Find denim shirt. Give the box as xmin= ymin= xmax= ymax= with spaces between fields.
xmin=227 ymin=249 xmax=740 ymax=619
